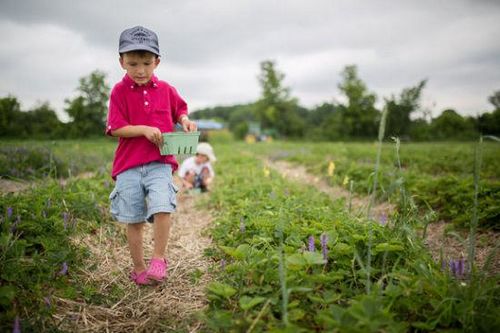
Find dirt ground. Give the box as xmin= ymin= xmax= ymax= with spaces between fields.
xmin=267 ymin=159 xmax=499 ymax=275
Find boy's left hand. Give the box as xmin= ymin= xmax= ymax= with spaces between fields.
xmin=181 ymin=117 xmax=197 ymax=132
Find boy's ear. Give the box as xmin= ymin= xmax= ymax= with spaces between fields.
xmin=154 ymin=57 xmax=160 ymax=67
xmin=119 ymin=56 xmax=125 ymax=69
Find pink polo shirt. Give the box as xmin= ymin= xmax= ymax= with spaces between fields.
xmin=106 ymin=74 xmax=188 ymax=179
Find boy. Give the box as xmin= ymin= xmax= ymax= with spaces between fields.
xmin=106 ymin=26 xmax=197 ymax=285
xmin=178 ymin=142 xmax=216 ymax=192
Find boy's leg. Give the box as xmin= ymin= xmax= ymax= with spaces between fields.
xmin=152 ymin=212 xmax=171 ymax=259
xmin=127 ymin=222 xmax=147 ymax=272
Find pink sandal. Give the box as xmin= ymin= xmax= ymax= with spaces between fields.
xmin=130 ymin=270 xmax=151 ymax=286
xmin=147 ymin=258 xmax=168 ymax=282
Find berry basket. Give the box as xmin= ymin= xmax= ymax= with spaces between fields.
xmin=160 ymin=131 xmax=200 ymax=155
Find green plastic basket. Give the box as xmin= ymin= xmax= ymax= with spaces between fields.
xmin=160 ymin=131 xmax=200 ymax=155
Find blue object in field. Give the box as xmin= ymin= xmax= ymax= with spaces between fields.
xmin=174 ymin=119 xmax=224 ymax=131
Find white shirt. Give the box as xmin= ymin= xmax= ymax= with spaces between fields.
xmin=178 ymin=156 xmax=215 ymax=178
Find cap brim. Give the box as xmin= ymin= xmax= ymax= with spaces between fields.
xmin=119 ymin=44 xmax=161 ymax=56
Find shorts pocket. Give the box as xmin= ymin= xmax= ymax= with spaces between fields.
xmin=109 ymin=188 xmax=120 ymax=217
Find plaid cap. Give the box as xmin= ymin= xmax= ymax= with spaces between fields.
xmin=119 ymin=26 xmax=160 ymax=56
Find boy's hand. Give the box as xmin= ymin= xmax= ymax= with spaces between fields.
xmin=142 ymin=126 xmax=163 ymax=147
xmin=180 ymin=116 xmax=197 ymax=132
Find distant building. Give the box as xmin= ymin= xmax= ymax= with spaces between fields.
xmin=195 ymin=119 xmax=224 ymax=131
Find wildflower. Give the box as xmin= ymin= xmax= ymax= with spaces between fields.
xmin=269 ymin=191 xmax=276 ymax=200
xmin=11 ymin=215 xmax=20 ymax=233
xmin=457 ymin=258 xmax=465 ymax=276
xmin=46 ymin=198 xmax=51 ymax=209
xmin=59 ymin=262 xmax=68 ymax=276
xmin=44 ymin=296 xmax=51 ymax=308
xmin=308 ymin=236 xmax=315 ymax=252
xmin=327 ymin=161 xmax=335 ymax=177
xmin=220 ymin=259 xmax=226 ymax=270
xmin=7 ymin=207 xmax=13 ymax=219
xmin=379 ymin=214 xmax=388 ymax=226
xmin=63 ymin=212 xmax=69 ymax=230
xmin=283 ymin=189 xmax=290 ymax=197
xmin=320 ymin=234 xmax=328 ymax=262
xmin=263 ymin=167 xmax=270 ymax=177
xmin=239 ymin=217 xmax=246 ymax=233
xmin=342 ymin=175 xmax=349 ymax=186
xmin=13 ymin=316 xmax=21 ymax=333
xmin=42 ymin=210 xmax=47 ymax=219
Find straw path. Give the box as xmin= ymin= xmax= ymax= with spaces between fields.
xmin=54 ymin=183 xmax=214 ymax=332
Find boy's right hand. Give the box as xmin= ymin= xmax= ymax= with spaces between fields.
xmin=142 ymin=126 xmax=163 ymax=147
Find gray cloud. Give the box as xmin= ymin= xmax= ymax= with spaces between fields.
xmin=1 ymin=0 xmax=499 ymax=120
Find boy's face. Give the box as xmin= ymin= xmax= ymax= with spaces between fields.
xmin=120 ymin=52 xmax=160 ymax=86
xmin=195 ymin=153 xmax=209 ymax=164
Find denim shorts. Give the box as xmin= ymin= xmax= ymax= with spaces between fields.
xmin=109 ymin=162 xmax=178 ymax=223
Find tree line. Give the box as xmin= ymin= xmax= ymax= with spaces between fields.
xmin=1 ymin=64 xmax=499 ymax=141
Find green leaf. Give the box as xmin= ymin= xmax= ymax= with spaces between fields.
xmin=373 ymin=242 xmax=404 ymax=253
xmin=239 ymin=295 xmax=266 ymax=310
xmin=206 ymin=282 xmax=237 ymax=299
xmin=219 ymin=244 xmax=251 ymax=259
xmin=303 ymin=251 xmax=326 ymax=265
xmin=0 ymin=285 xmax=16 ymax=306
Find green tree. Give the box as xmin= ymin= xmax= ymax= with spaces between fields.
xmin=0 ymin=95 xmax=23 ymax=137
xmin=27 ymin=102 xmax=63 ymax=138
xmin=256 ymin=60 xmax=304 ymax=137
xmin=431 ymin=109 xmax=477 ymax=140
xmin=338 ymin=65 xmax=379 ymax=138
xmin=65 ymin=70 xmax=109 ymax=137
xmin=478 ymin=90 xmax=500 ymax=136
xmin=385 ymin=80 xmax=426 ymax=139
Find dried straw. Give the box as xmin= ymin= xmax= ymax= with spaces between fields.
xmin=54 ymin=178 xmax=214 ymax=332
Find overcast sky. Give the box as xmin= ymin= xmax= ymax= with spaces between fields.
xmin=1 ymin=0 xmax=499 ymax=121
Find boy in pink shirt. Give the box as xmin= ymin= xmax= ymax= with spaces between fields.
xmin=106 ymin=26 xmax=197 ymax=285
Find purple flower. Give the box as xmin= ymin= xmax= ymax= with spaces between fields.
xmin=449 ymin=260 xmax=457 ymax=276
xmin=13 ymin=316 xmax=20 ymax=333
xmin=320 ymin=234 xmax=328 ymax=262
xmin=220 ymin=259 xmax=226 ymax=270
xmin=457 ymin=258 xmax=464 ymax=276
xmin=379 ymin=214 xmax=388 ymax=226
xmin=43 ymin=296 xmax=51 ymax=308
xmin=63 ymin=212 xmax=69 ymax=230
xmin=308 ymin=236 xmax=315 ymax=252
xmin=7 ymin=207 xmax=13 ymax=219
xmin=59 ymin=262 xmax=68 ymax=276
xmin=10 ymin=215 xmax=20 ymax=233
xmin=283 ymin=189 xmax=290 ymax=197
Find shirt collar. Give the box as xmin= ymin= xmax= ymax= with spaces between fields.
xmin=122 ymin=74 xmax=159 ymax=89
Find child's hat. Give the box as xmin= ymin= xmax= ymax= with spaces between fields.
xmin=119 ymin=26 xmax=160 ymax=56
xmin=196 ymin=142 xmax=216 ymax=162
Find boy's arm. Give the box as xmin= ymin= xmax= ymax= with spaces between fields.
xmin=111 ymin=125 xmax=164 ymax=147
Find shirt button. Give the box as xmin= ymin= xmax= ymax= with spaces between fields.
xmin=130 ymin=85 xmax=134 ymax=89
xmin=144 ymin=101 xmax=149 ymax=106
xmin=143 ymin=90 xmax=147 ymax=94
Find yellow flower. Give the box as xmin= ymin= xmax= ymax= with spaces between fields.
xmin=343 ymin=175 xmax=350 ymax=186
xmin=263 ymin=167 xmax=270 ymax=177
xmin=327 ymin=161 xmax=335 ymax=177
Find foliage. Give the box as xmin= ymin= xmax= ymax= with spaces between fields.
xmin=385 ymin=80 xmax=426 ymax=139
xmin=255 ymin=60 xmax=305 ymax=138
xmin=203 ymin=143 xmax=500 ymax=332
xmin=65 ymin=70 xmax=110 ymax=138
xmin=0 ymin=170 xmax=112 ymax=331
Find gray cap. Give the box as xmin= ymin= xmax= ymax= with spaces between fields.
xmin=119 ymin=26 xmax=160 ymax=56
